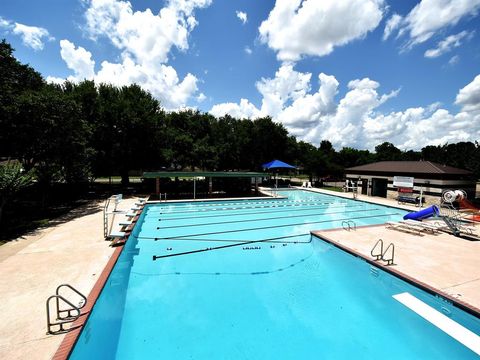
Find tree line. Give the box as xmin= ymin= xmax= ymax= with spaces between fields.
xmin=2 ymin=38 xmax=480 ymax=193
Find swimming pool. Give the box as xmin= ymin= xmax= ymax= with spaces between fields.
xmin=70 ymin=190 xmax=480 ymax=359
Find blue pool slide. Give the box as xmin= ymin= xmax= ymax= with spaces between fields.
xmin=403 ymin=205 xmax=440 ymax=221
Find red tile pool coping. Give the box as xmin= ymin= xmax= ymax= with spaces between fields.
xmin=52 ymin=205 xmax=144 ymax=360
xmin=312 ymin=228 xmax=480 ymax=319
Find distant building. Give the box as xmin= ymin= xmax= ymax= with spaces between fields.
xmin=345 ymin=161 xmax=476 ymax=205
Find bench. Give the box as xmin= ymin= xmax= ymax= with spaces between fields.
xmin=397 ymin=195 xmax=418 ymax=204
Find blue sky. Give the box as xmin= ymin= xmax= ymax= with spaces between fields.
xmin=1 ymin=0 xmax=479 ymax=150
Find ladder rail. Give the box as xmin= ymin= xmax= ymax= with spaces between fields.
xmin=46 ymin=295 xmax=81 ymax=334
xmin=382 ymin=243 xmax=395 ymax=265
xmin=341 ymin=220 xmax=357 ymax=231
xmin=371 ymin=239 xmax=383 ymax=260
xmin=47 ymin=284 xmax=87 ymax=334
xmin=55 ymin=284 xmax=87 ymax=320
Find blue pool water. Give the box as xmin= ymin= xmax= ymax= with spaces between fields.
xmin=70 ymin=190 xmax=480 ymax=359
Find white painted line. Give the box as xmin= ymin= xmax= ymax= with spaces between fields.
xmin=393 ymin=292 xmax=480 ymax=356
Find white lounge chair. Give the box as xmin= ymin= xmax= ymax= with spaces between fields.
xmin=119 ymin=219 xmax=133 ymax=226
xmin=307 ymin=182 xmax=312 ymax=188
xmin=107 ymin=231 xmax=125 ymax=239
xmin=301 ymin=181 xmax=307 ymax=187
xmin=385 ymin=221 xmax=422 ymax=235
xmin=401 ymin=220 xmax=441 ymax=234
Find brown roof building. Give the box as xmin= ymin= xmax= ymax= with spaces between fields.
xmin=344 ymin=161 xmax=476 ymax=205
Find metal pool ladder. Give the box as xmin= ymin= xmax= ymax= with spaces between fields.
xmin=371 ymin=239 xmax=395 ymax=265
xmin=341 ymin=220 xmax=356 ymax=231
xmin=46 ymin=284 xmax=87 ymax=334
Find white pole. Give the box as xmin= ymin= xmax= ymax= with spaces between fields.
xmin=194 ymin=177 xmax=196 ymax=199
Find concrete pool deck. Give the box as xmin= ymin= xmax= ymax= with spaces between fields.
xmin=0 ymin=189 xmax=479 ymax=359
xmin=0 ymin=197 xmax=139 ymax=360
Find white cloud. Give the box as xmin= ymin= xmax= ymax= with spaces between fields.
xmin=236 ymin=10 xmax=247 ymax=24
xmin=210 ymin=99 xmax=261 ymax=119
xmin=51 ymin=0 xmax=211 ymax=109
xmin=259 ymin=0 xmax=385 ymax=61
xmin=383 ymin=13 xmax=402 ymax=40
xmin=455 ymin=74 xmax=480 ymax=113
xmin=244 ymin=46 xmax=252 ymax=55
xmin=0 ymin=17 xmax=11 ymax=28
xmin=424 ymin=30 xmax=473 ymax=58
xmin=210 ymin=66 xmax=480 ymax=150
xmin=197 ymin=93 xmax=206 ymax=102
xmin=448 ymin=55 xmax=460 ymax=66
xmin=59 ymin=40 xmax=95 ymax=80
xmin=0 ymin=18 xmax=53 ymax=51
xmin=386 ymin=0 xmax=480 ymax=48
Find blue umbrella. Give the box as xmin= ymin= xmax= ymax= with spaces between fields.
xmin=262 ymin=159 xmax=296 ymax=188
xmin=262 ymin=159 xmax=295 ymax=169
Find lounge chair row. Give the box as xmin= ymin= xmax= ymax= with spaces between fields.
xmin=301 ymin=182 xmax=312 ymax=188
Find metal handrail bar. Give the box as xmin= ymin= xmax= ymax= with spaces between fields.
xmin=46 ymin=295 xmax=81 ymax=334
xmin=55 ymin=284 xmax=87 ymax=320
xmin=371 ymin=239 xmax=383 ymax=260
xmin=342 ymin=220 xmax=357 ymax=231
xmin=382 ymin=243 xmax=395 ymax=265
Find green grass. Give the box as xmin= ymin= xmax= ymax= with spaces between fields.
xmin=322 ymin=186 xmax=343 ymax=192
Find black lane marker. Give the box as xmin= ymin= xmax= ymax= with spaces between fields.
xmin=139 ymin=232 xmax=310 ymax=243
xmin=155 ymin=206 xmax=372 ymax=230
xmin=155 ymin=203 xmax=363 ymax=222
xmin=138 ymin=252 xmax=313 ymax=276
xmin=153 ymin=212 xmax=399 ymax=241
xmin=152 ymin=233 xmax=314 ymax=260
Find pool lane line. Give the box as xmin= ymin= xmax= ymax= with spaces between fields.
xmin=154 ymin=206 xmax=380 ymax=230
xmin=146 ymin=198 xmax=341 ymax=211
xmin=146 ymin=200 xmax=348 ymax=215
xmin=152 ymin=233 xmax=314 ymax=260
xmin=139 ymin=232 xmax=311 ymax=243
xmin=393 ymin=292 xmax=480 ymax=356
xmin=152 ymin=212 xmax=400 ymax=240
xmin=154 ymin=203 xmax=364 ymax=222
xmin=138 ymin=252 xmax=314 ymax=276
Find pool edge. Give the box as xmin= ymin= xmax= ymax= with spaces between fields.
xmin=52 ymin=207 xmax=144 ymax=360
xmin=312 ymin=229 xmax=480 ymax=319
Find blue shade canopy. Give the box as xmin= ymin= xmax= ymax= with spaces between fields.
xmin=262 ymin=159 xmax=296 ymax=169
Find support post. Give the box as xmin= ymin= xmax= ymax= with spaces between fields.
xmin=208 ymin=177 xmax=213 ymax=197
xmin=193 ymin=177 xmax=196 ymax=199
xmin=155 ymin=178 xmax=160 ymax=196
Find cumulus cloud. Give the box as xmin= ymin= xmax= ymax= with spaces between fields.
xmin=13 ymin=23 xmax=53 ymax=50
xmin=210 ymin=66 xmax=480 ymax=150
xmin=236 ymin=11 xmax=247 ymax=24
xmin=210 ymin=99 xmax=261 ymax=119
xmin=259 ymin=0 xmax=385 ymax=61
xmin=424 ymin=30 xmax=474 ymax=58
xmin=51 ymin=0 xmax=211 ymax=109
xmin=385 ymin=0 xmax=480 ymax=48
xmin=0 ymin=17 xmax=53 ymax=50
xmin=455 ymin=74 xmax=480 ymax=113
xmin=59 ymin=40 xmax=95 ymax=80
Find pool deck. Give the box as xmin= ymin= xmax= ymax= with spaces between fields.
xmin=0 ymin=189 xmax=479 ymax=359
xmin=0 ymin=197 xmax=139 ymax=360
